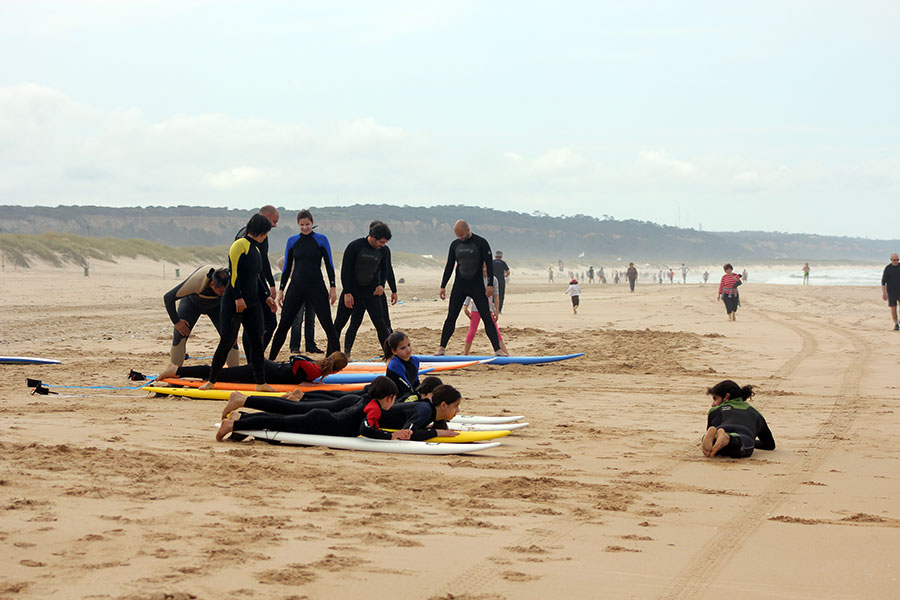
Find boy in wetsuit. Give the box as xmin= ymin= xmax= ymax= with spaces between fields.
xmin=702 ymin=380 xmax=775 ymax=458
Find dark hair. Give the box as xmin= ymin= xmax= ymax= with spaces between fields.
xmin=368 ymin=376 xmax=398 ymax=400
xmin=369 ymin=222 xmax=392 ymax=241
xmin=706 ymin=380 xmax=754 ymax=401
xmin=723 ymin=263 xmax=733 ymax=271
xmin=431 ymin=384 xmax=461 ymax=407
xmin=297 ymin=209 xmax=313 ymax=223
xmin=416 ymin=376 xmax=443 ymax=396
xmin=317 ymin=352 xmax=348 ymax=377
xmin=382 ymin=330 xmax=409 ymax=360
xmin=211 ymin=268 xmax=230 ymax=288
xmin=246 ymin=213 xmax=273 ymax=237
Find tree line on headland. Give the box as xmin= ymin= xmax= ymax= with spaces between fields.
xmin=0 ymin=204 xmax=896 ymax=267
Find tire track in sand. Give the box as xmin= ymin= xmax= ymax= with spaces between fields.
xmin=659 ymin=313 xmax=868 ymax=600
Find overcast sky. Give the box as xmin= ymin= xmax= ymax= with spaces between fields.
xmin=1 ymin=0 xmax=897 ymax=239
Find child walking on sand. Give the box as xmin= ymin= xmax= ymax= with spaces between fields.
xmin=462 ymin=266 xmax=509 ymax=355
xmin=565 ymin=279 xmax=581 ymax=315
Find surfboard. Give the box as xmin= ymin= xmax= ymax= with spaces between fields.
xmin=0 ymin=356 xmax=61 ymax=365
xmin=413 ymin=353 xmax=584 ymax=365
xmin=450 ymin=422 xmax=529 ymax=432
xmin=158 ymin=379 xmax=367 ymax=393
xmin=382 ymin=429 xmax=510 ymax=443
xmin=450 ymin=415 xmax=525 ymax=425
xmin=238 ymin=430 xmax=502 ymax=455
xmin=162 ymin=368 xmax=434 ymax=386
xmin=341 ymin=359 xmax=487 ymax=373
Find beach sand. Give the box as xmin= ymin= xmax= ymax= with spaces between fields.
xmin=1 ymin=258 xmax=898 ymax=599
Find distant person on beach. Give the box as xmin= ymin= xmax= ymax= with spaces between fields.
xmin=702 ymin=380 xmax=775 ymax=458
xmin=802 ymin=263 xmax=810 ymax=285
xmin=162 ymin=265 xmax=238 ymax=370
xmin=702 ymin=271 xmax=709 ymax=284
xmin=626 ymin=263 xmax=638 ymax=292
xmin=882 ymin=253 xmax=900 ymax=331
xmin=235 ymin=206 xmax=279 ymax=354
xmin=742 ymin=269 xmax=749 ymax=282
xmin=436 ymin=220 xmax=506 ymax=356
xmin=462 ymin=265 xmax=508 ymax=355
xmin=614 ymin=271 xmax=619 ymax=285
xmin=681 ymin=264 xmax=688 ymax=284
xmin=333 ymin=222 xmax=393 ymax=357
xmin=587 ymin=266 xmax=594 ymax=284
xmin=565 ymin=278 xmax=582 ymax=315
xmin=668 ymin=269 xmax=674 ymax=284
xmin=599 ymin=266 xmax=605 ymax=283
xmin=717 ymin=263 xmax=742 ymax=321
xmin=548 ymin=267 xmax=554 ymax=283
xmin=492 ymin=250 xmax=510 ymax=313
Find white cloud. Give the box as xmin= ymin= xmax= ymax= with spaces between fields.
xmin=204 ymin=167 xmax=270 ymax=190
xmin=533 ymin=147 xmax=589 ymax=173
xmin=638 ymin=150 xmax=696 ymax=177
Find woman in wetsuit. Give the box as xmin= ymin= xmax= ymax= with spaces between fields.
xmin=173 ymin=352 xmax=348 ymax=385
xmin=215 ymin=376 xmax=459 ymax=442
xmin=201 ymin=214 xmax=275 ymax=392
xmin=268 ymin=210 xmax=341 ymax=359
xmin=702 ymin=380 xmax=775 ymax=458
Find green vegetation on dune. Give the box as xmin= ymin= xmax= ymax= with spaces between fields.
xmin=0 ymin=233 xmax=226 ymax=268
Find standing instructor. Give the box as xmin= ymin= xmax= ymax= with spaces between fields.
xmin=436 ymin=220 xmax=507 ymax=356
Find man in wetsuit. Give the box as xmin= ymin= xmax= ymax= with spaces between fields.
xmin=236 ymin=205 xmax=279 ymax=355
xmin=162 ymin=265 xmax=239 ymax=370
xmin=436 ymin=220 xmax=506 ymax=356
xmin=333 ymin=222 xmax=393 ymax=355
xmin=882 ymin=253 xmax=900 ymax=331
xmin=626 ymin=263 xmax=638 ymax=292
xmin=492 ymin=250 xmax=510 ymax=313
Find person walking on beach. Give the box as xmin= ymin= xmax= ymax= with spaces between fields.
xmin=717 ymin=263 xmax=742 ymax=321
xmin=565 ymin=278 xmax=582 ymax=315
xmin=702 ymin=270 xmax=709 ymax=284
xmin=436 ymin=220 xmax=506 ymax=356
xmin=548 ymin=267 xmax=554 ymax=283
xmin=587 ymin=266 xmax=594 ymax=284
xmin=626 ymin=263 xmax=638 ymax=292
xmin=681 ymin=264 xmax=688 ymax=284
xmin=492 ymin=250 xmax=510 ymax=313
xmin=802 ymin=263 xmax=810 ymax=285
xmin=882 ymin=253 xmax=900 ymax=330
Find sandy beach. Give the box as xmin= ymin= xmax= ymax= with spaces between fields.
xmin=1 ymin=258 xmax=898 ymax=599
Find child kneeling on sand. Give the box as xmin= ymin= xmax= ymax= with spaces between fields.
xmin=702 ymin=380 xmax=775 ymax=458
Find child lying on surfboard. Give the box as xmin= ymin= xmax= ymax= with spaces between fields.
xmin=701 ymin=380 xmax=775 ymax=458
xmin=216 ymin=376 xmax=461 ymax=442
xmin=160 ymin=352 xmax=348 ymax=386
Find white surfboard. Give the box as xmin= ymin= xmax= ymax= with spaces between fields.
xmin=240 ymin=430 xmax=502 ymax=455
xmin=450 ymin=415 xmax=525 ymax=425
xmin=450 ymin=422 xmax=529 ymax=432
xmin=0 ymin=356 xmax=61 ymax=365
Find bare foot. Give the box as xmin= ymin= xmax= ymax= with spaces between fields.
xmin=198 ymin=381 xmax=215 ymax=391
xmin=255 ymin=383 xmax=277 ymax=393
xmin=701 ymin=426 xmax=717 ymax=457
xmin=495 ymin=349 xmax=510 ymax=357
xmin=712 ymin=428 xmax=731 ymax=455
xmin=283 ymin=389 xmax=304 ymax=401
xmin=434 ymin=347 xmax=446 ymax=356
xmin=216 ymin=419 xmax=234 ymax=442
xmin=221 ymin=391 xmax=247 ymax=420
xmin=158 ymin=362 xmax=178 ymax=379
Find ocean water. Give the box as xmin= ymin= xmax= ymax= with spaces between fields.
xmin=730 ymin=267 xmax=884 ymax=287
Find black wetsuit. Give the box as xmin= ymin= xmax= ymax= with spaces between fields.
xmin=492 ymin=258 xmax=509 ymax=313
xmin=707 ymin=399 xmax=775 ymax=458
xmin=207 ymin=237 xmax=270 ymax=384
xmin=289 ymin=300 xmax=317 ymax=353
xmin=882 ymin=263 xmax=900 ymax=306
xmin=179 ymin=356 xmax=323 ymax=384
xmin=163 ymin=265 xmax=236 ymax=366
xmin=378 ymin=245 xmax=397 ymax=333
xmin=333 ymin=237 xmax=390 ymax=354
xmin=269 ymin=231 xmax=340 ymax=358
xmin=385 ymin=355 xmax=420 ymax=400
xmin=235 ymin=225 xmax=277 ymax=355
xmin=439 ymin=233 xmax=501 ymax=351
xmin=232 ymin=396 xmax=439 ymax=440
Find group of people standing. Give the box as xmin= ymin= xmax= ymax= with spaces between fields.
xmin=160 ymin=209 xmax=510 ymax=391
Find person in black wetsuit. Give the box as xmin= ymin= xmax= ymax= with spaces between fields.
xmin=702 ymin=380 xmax=775 ymax=458
xmin=173 ymin=351 xmax=347 ymax=385
xmin=881 ymin=253 xmax=900 ymax=331
xmin=235 ymin=205 xmax=280 ymax=357
xmin=215 ymin=376 xmax=459 ymax=442
xmin=161 ymin=265 xmax=238 ymax=369
xmin=333 ymin=222 xmax=393 ymax=356
xmin=198 ymin=214 xmax=276 ymax=392
xmin=436 ymin=220 xmax=506 ymax=356
xmin=268 ymin=209 xmax=341 ymax=358
xmin=382 ymin=331 xmax=420 ymax=400
xmin=492 ymin=250 xmax=510 ymax=313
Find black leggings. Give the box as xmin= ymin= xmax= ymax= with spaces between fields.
xmin=179 ymin=359 xmax=299 ymax=384
xmin=269 ymin=280 xmax=340 ymax=359
xmin=245 ymin=394 xmax=360 ymax=415
xmin=210 ymin=298 xmax=266 ymax=384
xmin=241 ymin=306 xmax=276 ymax=362
xmin=717 ymin=425 xmax=756 ymax=458
xmin=233 ymin=408 xmax=355 ymax=437
xmin=723 ymin=295 xmax=740 ymax=314
xmin=440 ymin=278 xmax=501 ymax=351
xmin=333 ymin=289 xmax=390 ymax=354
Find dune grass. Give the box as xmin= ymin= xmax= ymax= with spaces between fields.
xmin=0 ymin=233 xmax=226 ymax=268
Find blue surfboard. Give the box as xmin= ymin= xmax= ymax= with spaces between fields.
xmin=316 ymin=367 xmax=435 ymax=384
xmin=412 ymin=353 xmax=584 ymax=366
